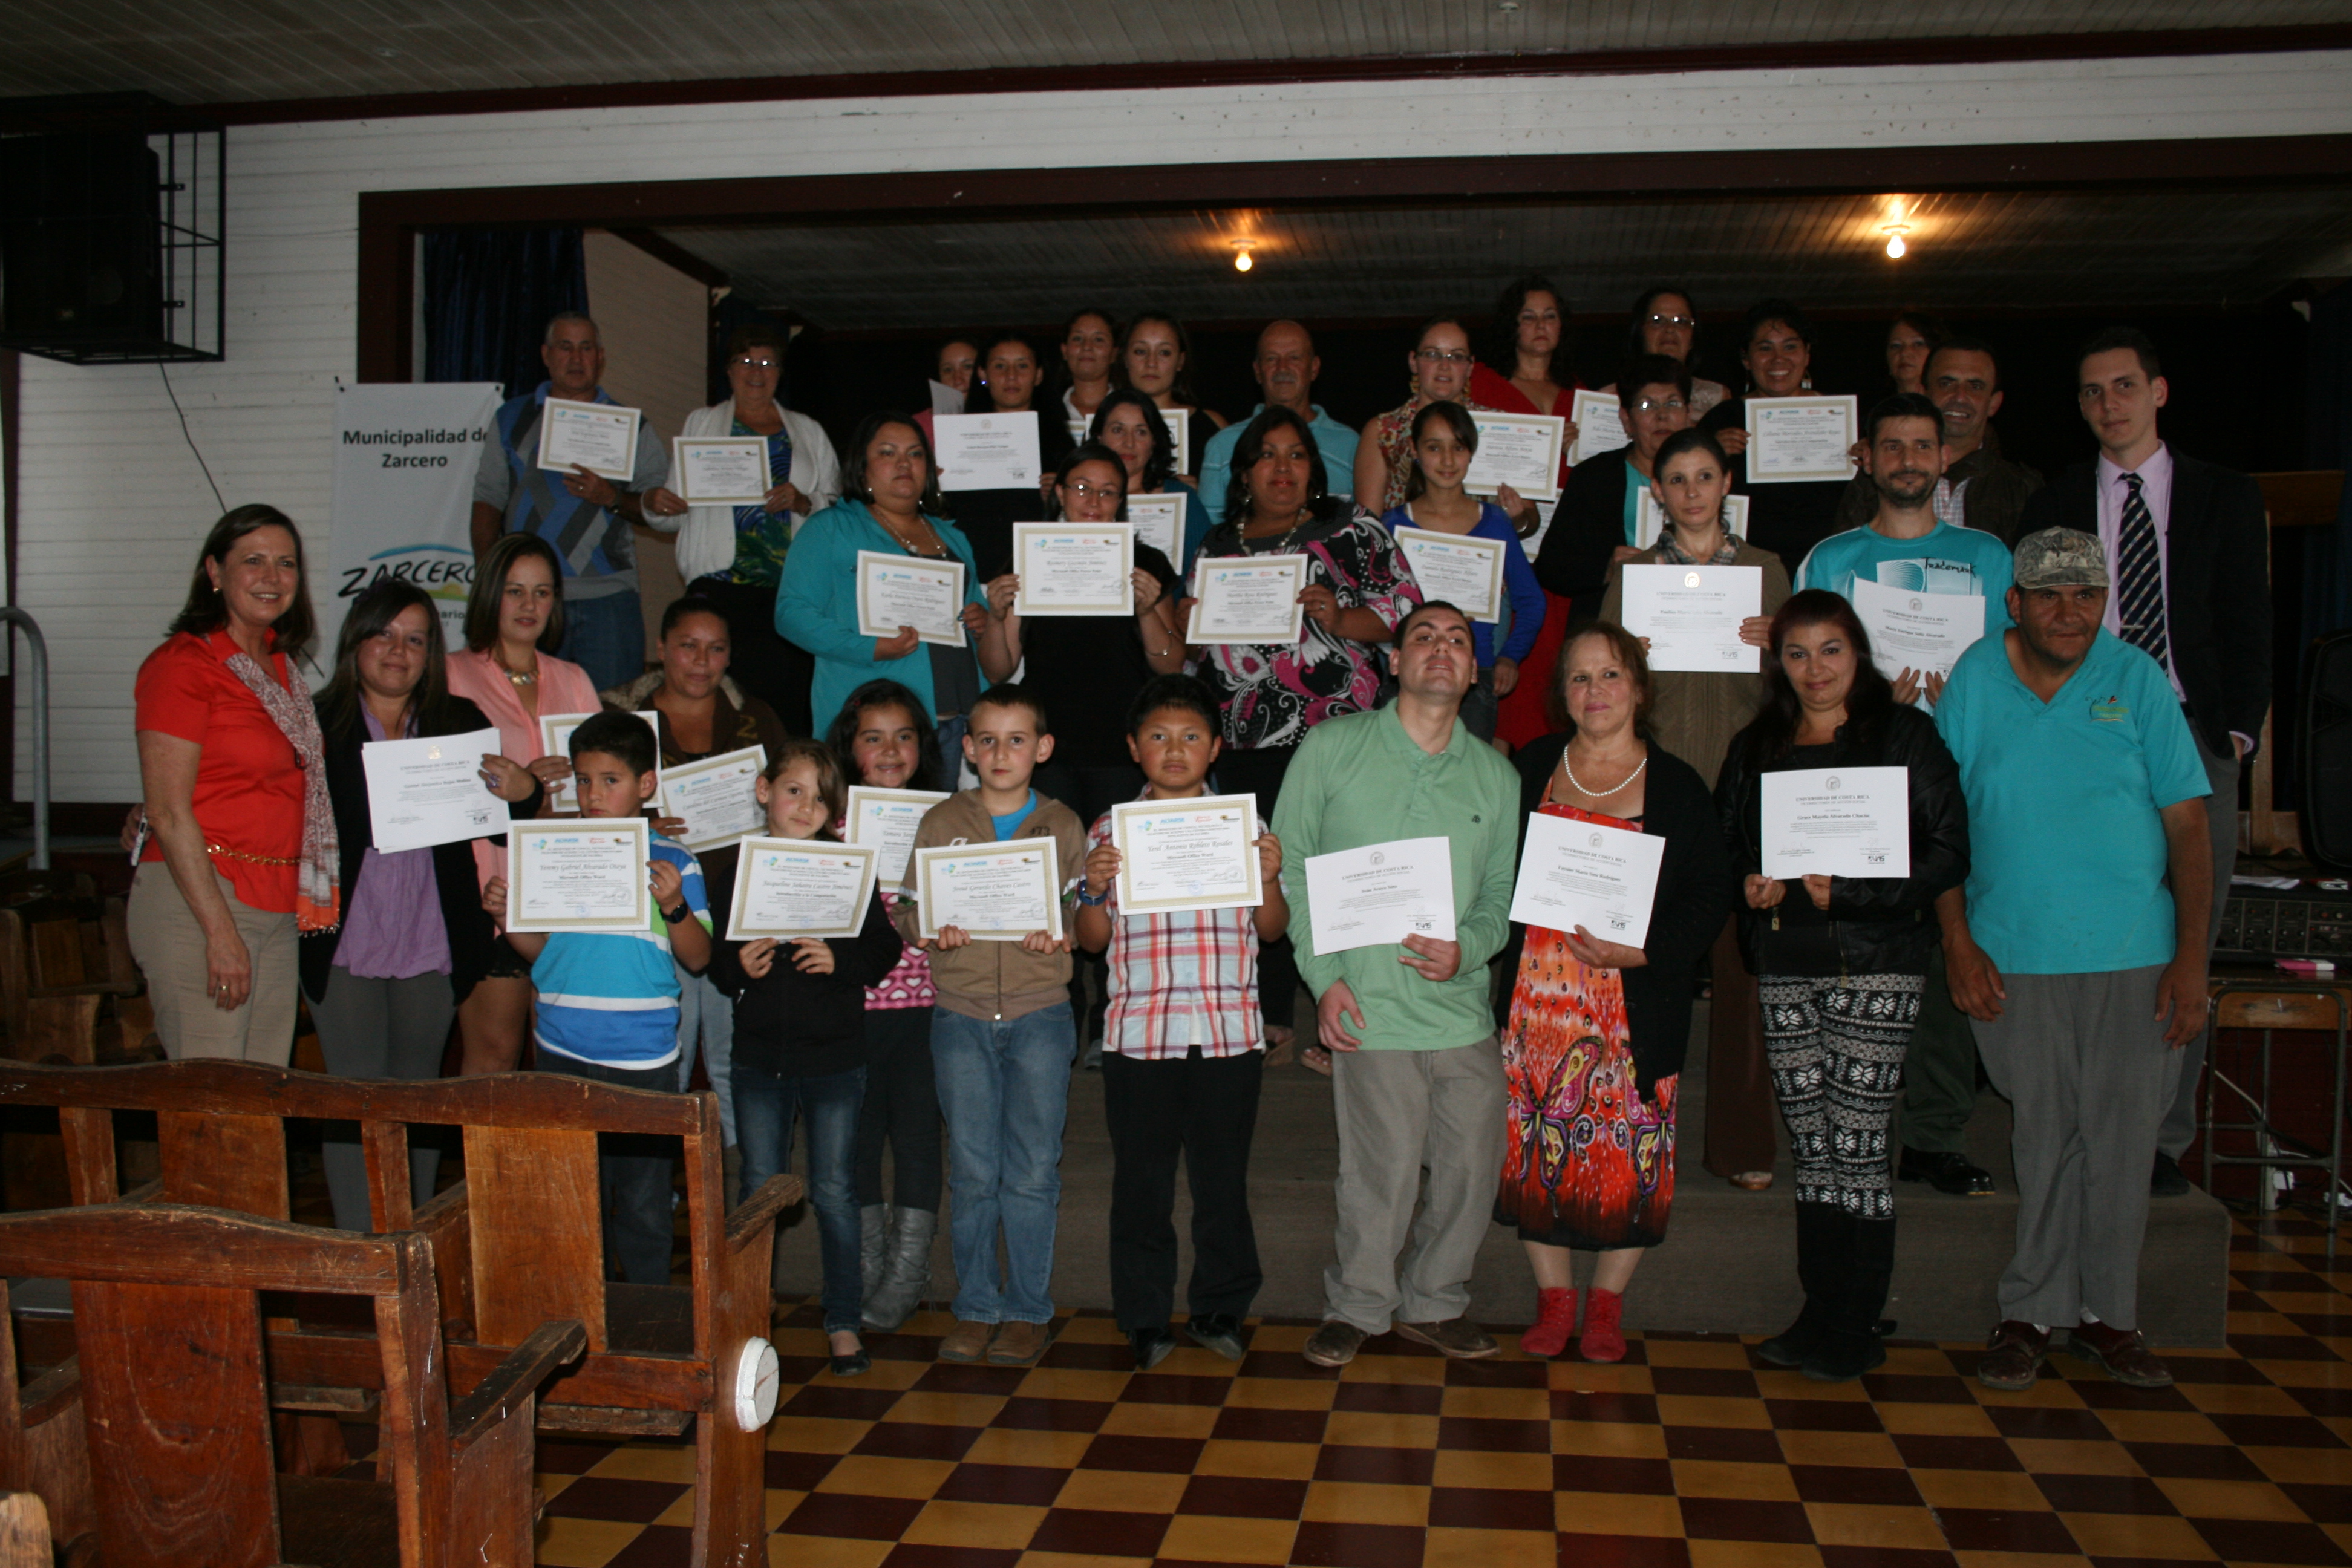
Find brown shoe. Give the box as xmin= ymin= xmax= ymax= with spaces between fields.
xmin=2067 ymin=1320 xmax=2173 ymax=1388
xmin=1976 ymin=1320 xmax=2050 ymax=1391
xmin=938 ymin=1319 xmax=996 ymax=1363
xmin=987 ymin=1318 xmax=1055 ymax=1365
xmin=1394 ymin=1318 xmax=1500 ymax=1359
xmin=1302 ymin=1320 xmax=1366 ymax=1367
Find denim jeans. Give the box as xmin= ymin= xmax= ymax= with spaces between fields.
xmin=534 ymin=1052 xmax=679 ymax=1287
xmin=930 ymin=1002 xmax=1074 ymax=1324
xmin=674 ymin=967 xmax=736 ymax=1148
xmin=560 ymin=587 xmax=647 ymax=692
xmin=736 ymin=1060 xmax=867 ymax=1334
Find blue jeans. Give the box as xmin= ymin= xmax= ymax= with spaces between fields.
xmin=930 ymin=1002 xmax=1074 ymax=1324
xmin=534 ymin=1052 xmax=678 ymax=1287
xmin=675 ymin=967 xmax=736 ymax=1147
xmin=736 ymin=1061 xmax=867 ymax=1334
xmin=560 ymin=587 xmax=646 ymax=692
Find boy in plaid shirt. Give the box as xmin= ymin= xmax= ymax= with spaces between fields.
xmin=1074 ymin=675 xmax=1290 ymax=1370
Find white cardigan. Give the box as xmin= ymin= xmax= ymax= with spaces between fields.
xmin=673 ymin=400 xmax=844 ymax=583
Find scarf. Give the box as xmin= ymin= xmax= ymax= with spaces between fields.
xmin=224 ymin=650 xmax=340 ymax=933
xmin=1656 ymin=526 xmax=1745 ymax=567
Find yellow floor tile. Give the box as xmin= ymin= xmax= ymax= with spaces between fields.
xmin=1949 ymin=1554 xmax=2087 ymax=1568
xmin=1423 ymin=1526 xmax=1558 ymax=1567
xmin=1013 ymin=1367 xmax=1131 ymax=1402
xmin=1774 ymin=1430 xmax=1906 ymax=1469
xmin=1343 ymin=1353 xmax=1448 ymax=1385
xmin=763 ymin=1489 xmax=802 ymax=1531
xmin=1976 ymin=1375 xmax=2087 ymax=1410
xmin=1054 ymin=1315 xmax=1128 ymax=1344
xmin=1158 ymin=1346 xmax=1244 ymax=1376
xmin=2153 ymin=1476 xmax=2307 ymax=1520
xmin=2256 ymin=1357 xmax=2352 ymax=1388
xmin=1875 ymin=1401 xmax=2002 ymax=1436
xmin=765 ymin=1416 xmax=869 ymax=1454
xmin=1050 ymin=1468 xmax=1189 ymax=1514
xmin=654 ymin=1489 xmax=699 ymax=1529
xmin=2250 ymin=1445 xmax=2352 ymax=1485
xmin=1322 ymin=1410 xmax=1440 ymax=1449
xmin=1552 ymin=1419 xmax=1670 ymax=1459
xmin=2059 ymin=1511 xmax=2221 ymax=1560
xmin=1910 ymin=1469 xmax=2048 ymax=1511
xmin=1686 ymin=1541 xmax=1823 ymax=1568
xmin=882 ymin=1391 xmax=1006 ymax=1427
xmin=848 ymin=1357 xmax=931 ymax=1391
xmin=956 ymin=1428 xmax=1094 ymax=1469
xmin=1432 ymin=1450 xmax=1553 ymax=1489
xmin=1655 ymin=1393 xmax=1775 ymax=1429
xmin=1556 ymin=1489 xmax=1685 ymax=1536
xmin=2179 ymin=1381 xmax=2313 ymax=1416
xmin=585 ymin=1445 xmax=699 ymax=1483
xmin=766 ymin=1534 xmax=893 ymax=1568
xmin=1194 ymin=1437 xmax=1324 ymax=1480
xmin=1439 ymin=1384 xmax=1550 ymax=1420
xmin=1018 ymin=1555 xmax=1148 ymax=1568
xmin=1671 ymin=1458 xmax=1802 ymax=1500
xmin=1300 ymin=1480 xmax=1431 ymax=1526
xmin=1097 ymin=1399 xmax=1221 ymax=1439
xmin=814 ymin=1455 xmax=956 ymax=1498
xmin=1154 ymin=1513 xmax=1299 ymax=1564
xmin=1642 ymin=1338 xmax=1756 ymax=1368
xmin=1882 ymin=1345 xmax=1965 ymax=1374
xmin=535 ymin=1516 xmax=646 ymax=1568
xmin=1547 ymin=1361 xmax=1655 ymax=1393
xmin=2093 ymin=1409 xmax=2228 ymax=1445
xmin=900 ymin=1500 xmax=1050 ymax=1549
xmin=1806 ymin=1502 xmax=1947 ymax=1550
xmin=1756 ymin=1370 xmax=1870 ymax=1402
xmin=1241 ymin=1322 xmax=1312 ymax=1353
xmin=2007 ymin=1437 xmax=2147 ymax=1475
xmin=1223 ymin=1376 xmax=1337 ymax=1410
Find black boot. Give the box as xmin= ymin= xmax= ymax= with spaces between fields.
xmin=1804 ymin=1214 xmax=1895 ymax=1382
xmin=1757 ymin=1202 xmax=1846 ymax=1368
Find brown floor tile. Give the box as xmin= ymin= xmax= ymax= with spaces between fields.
xmin=1123 ymin=1373 xmax=1240 ymax=1407
xmin=1892 ymin=1432 xmax=2023 ymax=1471
xmin=1551 ymin=1532 xmax=1697 ymax=1566
xmin=1864 ymin=1372 xmax=1982 ymax=1405
xmin=2186 ymin=1514 xmax=2352 ymax=1563
xmin=784 ymin=1492 xmax=931 ymax=1541
xmin=1313 ymin=1443 xmax=1437 ymax=1486
xmin=541 ymin=1476 xmax=689 ymax=1523
xmin=1077 ymin=1434 xmax=1205 ymax=1473
xmin=1815 ymin=1547 xmax=1955 ymax=1568
xmin=1424 ymin=1484 xmax=1555 ymax=1532
xmin=601 ymin=1524 xmax=695 ymax=1567
xmin=1766 ymin=1398 xmax=1887 ymax=1432
xmin=2210 ymin=1410 xmax=2351 ymax=1448
xmin=1174 ymin=1474 xmax=1312 ymax=1519
xmin=1553 ymin=1388 xmax=1664 ymax=1425
xmin=2123 ymin=1439 xmax=2272 ymax=1480
xmin=768 ymin=1450 xmax=845 ymax=1491
xmin=1435 ymin=1414 xmax=1550 ymax=1452
xmin=1677 ymin=1495 xmax=1815 ymax=1543
xmin=2289 ymin=1482 xmax=2352 ymax=1523
xmin=991 ymin=1397 xmax=1112 ymax=1433
xmin=1207 ymin=1403 xmax=1326 ymax=1445
xmin=1983 ymin=1404 xmax=2112 ymax=1443
xmin=2030 ymin=1471 xmax=2178 ymax=1515
xmin=1664 ymin=1425 xmax=1785 ymax=1464
xmin=1556 ymin=1454 xmax=1677 ymax=1495
xmin=787 ymin=1383 xmax=909 ymax=1422
xmin=1330 ymin=1379 xmax=1445 ymax=1416
xmin=854 ymin=1422 xmax=988 ymax=1462
xmin=1286 ymin=1520 xmax=1429 ymax=1567
xmin=880 ymin=1545 xmax=1024 ymax=1567
xmin=1788 ymin=1463 xmax=1925 ymax=1507
xmin=932 ymin=1463 xmax=1071 ymax=1508
xmin=1650 ymin=1365 xmax=1762 ymax=1399
xmin=1932 ymin=1505 xmax=2080 ymax=1555
xmin=1021 ymin=1507 xmax=1170 ymax=1557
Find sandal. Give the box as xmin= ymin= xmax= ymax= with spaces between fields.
xmin=1730 ymin=1171 xmax=1775 ymax=1192
xmin=1302 ymin=1044 xmax=1333 ymax=1078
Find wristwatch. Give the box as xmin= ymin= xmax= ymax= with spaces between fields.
xmin=662 ymin=901 xmax=690 ymax=924
xmin=1076 ymin=886 xmax=1109 ymax=907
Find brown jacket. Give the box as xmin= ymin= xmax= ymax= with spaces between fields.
xmin=1599 ymin=539 xmax=1792 ymax=793
xmin=891 ymin=790 xmax=1088 ymax=1022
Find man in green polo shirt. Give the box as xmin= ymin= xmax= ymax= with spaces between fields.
xmin=1933 ymin=528 xmax=2211 ymax=1394
xmin=1273 ymin=602 xmax=1521 ymax=1368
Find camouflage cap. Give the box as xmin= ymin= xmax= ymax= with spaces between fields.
xmin=2012 ymin=527 xmax=2109 ymax=590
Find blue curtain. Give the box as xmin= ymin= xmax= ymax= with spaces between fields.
xmin=2305 ymin=286 xmax=2352 ymax=640
xmin=420 ymin=229 xmax=589 ymax=397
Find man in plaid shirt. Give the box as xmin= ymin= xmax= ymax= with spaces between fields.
xmin=1075 ymin=675 xmax=1291 ymax=1371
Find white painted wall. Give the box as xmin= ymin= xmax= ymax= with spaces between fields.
xmin=18 ymin=48 xmax=2352 ymax=800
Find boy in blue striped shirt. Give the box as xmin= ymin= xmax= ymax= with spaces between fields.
xmin=484 ymin=710 xmax=711 ymax=1284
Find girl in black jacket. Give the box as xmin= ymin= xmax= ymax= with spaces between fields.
xmin=1717 ymin=589 xmax=1969 ymax=1382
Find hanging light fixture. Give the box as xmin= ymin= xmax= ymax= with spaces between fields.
xmin=1881 ymin=200 xmax=1912 ymax=260
xmin=1232 ymin=240 xmax=1255 ymax=273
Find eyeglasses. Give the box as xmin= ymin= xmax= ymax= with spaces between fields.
xmin=1414 ymin=349 xmax=1472 ymax=366
xmin=1646 ymin=314 xmax=1697 ymax=330
xmin=731 ymin=357 xmax=779 ymax=371
xmin=1062 ymin=480 xmax=1124 ymax=501
xmin=1633 ymin=397 xmax=1688 ymax=414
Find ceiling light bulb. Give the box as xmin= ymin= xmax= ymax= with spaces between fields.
xmin=1886 ymin=233 xmax=1907 ymax=259
xmin=1233 ymin=244 xmax=1254 ymax=273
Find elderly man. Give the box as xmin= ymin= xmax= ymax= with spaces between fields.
xmin=1197 ymin=320 xmax=1359 ymax=514
xmin=1273 ymin=601 xmax=1520 ymax=1367
xmin=1933 ymin=528 xmax=2212 ymax=1391
xmin=471 ymin=311 xmax=681 ymax=690
xmin=1831 ymin=336 xmax=2043 ymax=545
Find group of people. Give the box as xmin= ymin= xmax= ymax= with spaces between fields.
xmin=127 ymin=280 xmax=2269 ymax=1391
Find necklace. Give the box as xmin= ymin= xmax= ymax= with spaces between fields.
xmin=1246 ymin=508 xmax=1313 ymax=554
xmin=495 ymin=654 xmax=537 ymax=687
xmin=877 ymin=511 xmax=941 ymax=558
xmin=1562 ymin=746 xmax=1647 ymax=798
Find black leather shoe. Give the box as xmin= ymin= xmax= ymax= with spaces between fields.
xmin=2151 ymin=1152 xmax=2192 ymax=1197
xmin=829 ymin=1347 xmax=872 ymax=1378
xmin=1130 ymin=1325 xmax=1177 ymax=1371
xmin=1898 ymin=1148 xmax=1994 ymax=1197
xmin=1186 ymin=1313 xmax=1247 ymax=1362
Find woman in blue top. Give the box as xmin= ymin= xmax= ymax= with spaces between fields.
xmin=1090 ymin=388 xmax=1212 ymax=573
xmin=777 ymin=413 xmax=1013 ymax=745
xmin=1382 ymin=400 xmax=1546 ymax=742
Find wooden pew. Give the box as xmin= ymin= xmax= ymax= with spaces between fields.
xmin=0 ymin=1202 xmax=584 ymax=1567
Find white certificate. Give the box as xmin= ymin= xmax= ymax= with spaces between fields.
xmin=1110 ymin=795 xmax=1262 ymax=916
xmin=1186 ymin=554 xmax=1306 ymax=645
xmin=1634 ymin=490 xmax=1749 ymax=550
xmin=1508 ymin=812 xmax=1666 ymax=946
xmin=506 ymin=817 xmax=650 ymax=934
xmin=1465 ymin=413 xmax=1567 ymax=503
xmin=727 ymin=838 xmax=877 ymax=940
xmin=929 ymin=379 xmax=965 ymax=416
xmin=1745 ymin=396 xmax=1860 ymax=484
xmin=1761 ymin=767 xmax=1912 ymax=879
xmin=670 ymin=436 xmax=771 ymax=506
xmin=1567 ymin=389 xmax=1632 ymax=468
xmin=1158 ymin=408 xmax=1193 ymax=472
xmin=855 ymin=551 xmax=967 ymax=647
xmin=361 ymin=727 xmax=507 ymax=853
xmin=1394 ymin=529 xmax=1506 ymax=623
xmin=538 ymin=710 xmax=663 ymax=814
xmin=1619 ymin=563 xmax=1762 ymax=673
xmin=933 ymin=411 xmax=1042 ymax=491
xmin=1014 ymin=523 xmax=1134 ymax=616
xmin=846 ymin=786 xmax=951 ymax=885
xmin=1126 ymin=492 xmax=1186 ymax=567
xmin=661 ymin=745 xmax=768 ymax=852
xmin=913 ymin=840 xmax=1063 ymax=942
xmin=1849 ymin=577 xmax=1987 ymax=680
xmin=1304 ymin=836 xmax=1457 ymax=956
xmin=535 ymin=397 xmax=641 ymax=483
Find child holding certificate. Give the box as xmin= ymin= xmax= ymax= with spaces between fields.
xmin=1073 ymin=676 xmax=1288 ymax=1371
xmin=710 ymin=740 xmax=901 ymax=1378
xmin=481 ymin=711 xmax=710 ymax=1289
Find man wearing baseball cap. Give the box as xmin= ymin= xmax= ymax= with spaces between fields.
xmin=1930 ymin=527 xmax=2212 ymax=1392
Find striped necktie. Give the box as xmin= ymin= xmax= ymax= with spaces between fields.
xmin=2114 ymin=472 xmax=2169 ymax=667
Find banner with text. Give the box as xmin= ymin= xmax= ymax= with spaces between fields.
xmin=327 ymin=382 xmax=502 ymax=653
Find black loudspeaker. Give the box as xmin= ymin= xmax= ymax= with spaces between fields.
xmin=2304 ymin=629 xmax=2352 ymax=873
xmin=0 ymin=131 xmax=163 ymax=351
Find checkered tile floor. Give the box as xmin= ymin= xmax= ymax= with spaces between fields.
xmin=359 ymin=1210 xmax=2352 ymax=1567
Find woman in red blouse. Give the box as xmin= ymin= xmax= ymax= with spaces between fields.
xmin=130 ymin=505 xmax=334 ymax=1061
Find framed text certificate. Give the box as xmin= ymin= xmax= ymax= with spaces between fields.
xmin=855 ymin=551 xmax=967 ymax=647
xmin=1185 ymin=555 xmax=1307 ymax=645
xmin=538 ymin=710 xmax=663 ymax=813
xmin=1109 ymin=794 xmax=1261 ymax=916
xmin=846 ymin=786 xmax=951 ymax=884
xmin=506 ymin=817 xmax=650 ymax=935
xmin=1465 ymin=413 xmax=1566 ymax=502
xmin=671 ymin=436 xmax=771 ymax=506
xmin=727 ymin=838 xmax=878 ymax=940
xmin=661 ymin=745 xmax=768 ymax=852
xmin=1013 ymin=523 xmax=1134 ymax=617
xmin=1394 ymin=530 xmax=1505 ymax=623
xmin=536 ymin=397 xmax=642 ymax=483
xmin=1126 ymin=492 xmax=1185 ymax=569
xmin=1745 ymin=395 xmax=1860 ymax=484
xmin=913 ymin=840 xmax=1063 ymax=941
xmin=933 ymin=411 xmax=1042 ymax=491
xmin=1567 ymin=388 xmax=1632 ymax=468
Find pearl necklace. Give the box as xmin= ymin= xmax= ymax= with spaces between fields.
xmin=1562 ymin=748 xmax=1647 ymax=798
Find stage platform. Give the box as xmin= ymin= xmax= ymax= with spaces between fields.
xmin=774 ymin=1000 xmax=2234 ymax=1347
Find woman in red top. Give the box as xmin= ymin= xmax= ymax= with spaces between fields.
xmin=130 ymin=505 xmax=335 ymax=1061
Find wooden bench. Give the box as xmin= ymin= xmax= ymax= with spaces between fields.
xmin=0 ymin=1201 xmax=584 ymax=1567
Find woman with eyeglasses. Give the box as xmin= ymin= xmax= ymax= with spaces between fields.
xmin=1599 ymin=287 xmax=1729 ymax=422
xmin=1116 ymin=311 xmax=1227 ymax=479
xmin=1353 ymin=316 xmax=1523 ymax=524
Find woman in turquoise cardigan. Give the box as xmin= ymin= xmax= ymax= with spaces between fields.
xmin=779 ymin=412 xmax=1009 ymax=741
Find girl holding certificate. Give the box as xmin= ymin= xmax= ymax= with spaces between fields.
xmin=1716 ymin=590 xmax=1968 ymax=1382
xmin=1089 ymin=388 xmax=1211 ymax=571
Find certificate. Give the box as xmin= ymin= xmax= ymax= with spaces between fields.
xmin=670 ymin=437 xmax=771 ymax=506
xmin=1465 ymin=413 xmax=1567 ymax=503
xmin=361 ymin=727 xmax=507 ymax=853
xmin=1848 ymin=577 xmax=1987 ymax=680
xmin=1126 ymin=492 xmax=1185 ymax=567
xmin=913 ymin=840 xmax=1063 ymax=941
xmin=1761 ymin=767 xmax=1912 ymax=878
xmin=855 ymin=551 xmax=967 ymax=647
xmin=1745 ymin=396 xmax=1859 ymax=484
xmin=727 ymin=838 xmax=878 ymax=940
xmin=1013 ymin=523 xmax=1134 ymax=616
xmin=933 ymin=411 xmax=1042 ymax=491
xmin=846 ymin=786 xmax=950 ymax=884
xmin=1508 ymin=812 xmax=1666 ymax=946
xmin=1634 ymin=490 xmax=1749 ymax=550
xmin=1186 ymin=554 xmax=1306 ymax=645
xmin=661 ymin=745 xmax=767 ymax=852
xmin=1109 ymin=794 xmax=1261 ymax=916
xmin=505 ymin=817 xmax=650 ymax=934
xmin=538 ymin=710 xmax=663 ymax=814
xmin=1303 ymin=837 xmax=1456 ymax=956
xmin=1619 ymin=563 xmax=1762 ymax=673
xmin=1394 ymin=529 xmax=1505 ymax=623
xmin=1158 ymin=408 xmax=1193 ymax=471
xmin=1566 ymin=390 xmax=1632 ymax=468
xmin=535 ymin=397 xmax=641 ymax=483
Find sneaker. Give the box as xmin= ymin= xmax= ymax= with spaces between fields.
xmin=1976 ymin=1320 xmax=2050 ymax=1391
xmin=1520 ymin=1288 xmax=1578 ymax=1359
xmin=1395 ymin=1318 xmax=1499 ymax=1359
xmin=938 ymin=1319 xmax=996 ymax=1364
xmin=1186 ymin=1313 xmax=1247 ymax=1361
xmin=1129 ymin=1325 xmax=1177 ymax=1371
xmin=2151 ymin=1152 xmax=2192 ymax=1197
xmin=1302 ymin=1320 xmax=1366 ymax=1368
xmin=988 ymin=1319 xmax=1055 ymax=1366
xmin=1579 ymin=1289 xmax=1627 ymax=1363
xmin=2066 ymin=1319 xmax=2173 ymax=1388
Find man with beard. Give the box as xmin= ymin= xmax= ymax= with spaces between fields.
xmin=1198 ymin=320 xmax=1359 ymax=515
xmin=1832 ymin=338 xmax=2042 ymax=544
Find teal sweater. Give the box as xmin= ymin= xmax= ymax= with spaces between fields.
xmin=776 ymin=497 xmax=988 ymax=737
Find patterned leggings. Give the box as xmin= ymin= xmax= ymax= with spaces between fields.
xmin=1758 ymin=973 xmax=1925 ymax=1218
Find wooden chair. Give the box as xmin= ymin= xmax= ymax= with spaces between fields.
xmin=0 ymin=1202 xmax=584 ymax=1567
xmin=0 ymin=1492 xmax=49 ymax=1567
xmin=0 ymin=1060 xmax=803 ymax=1568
